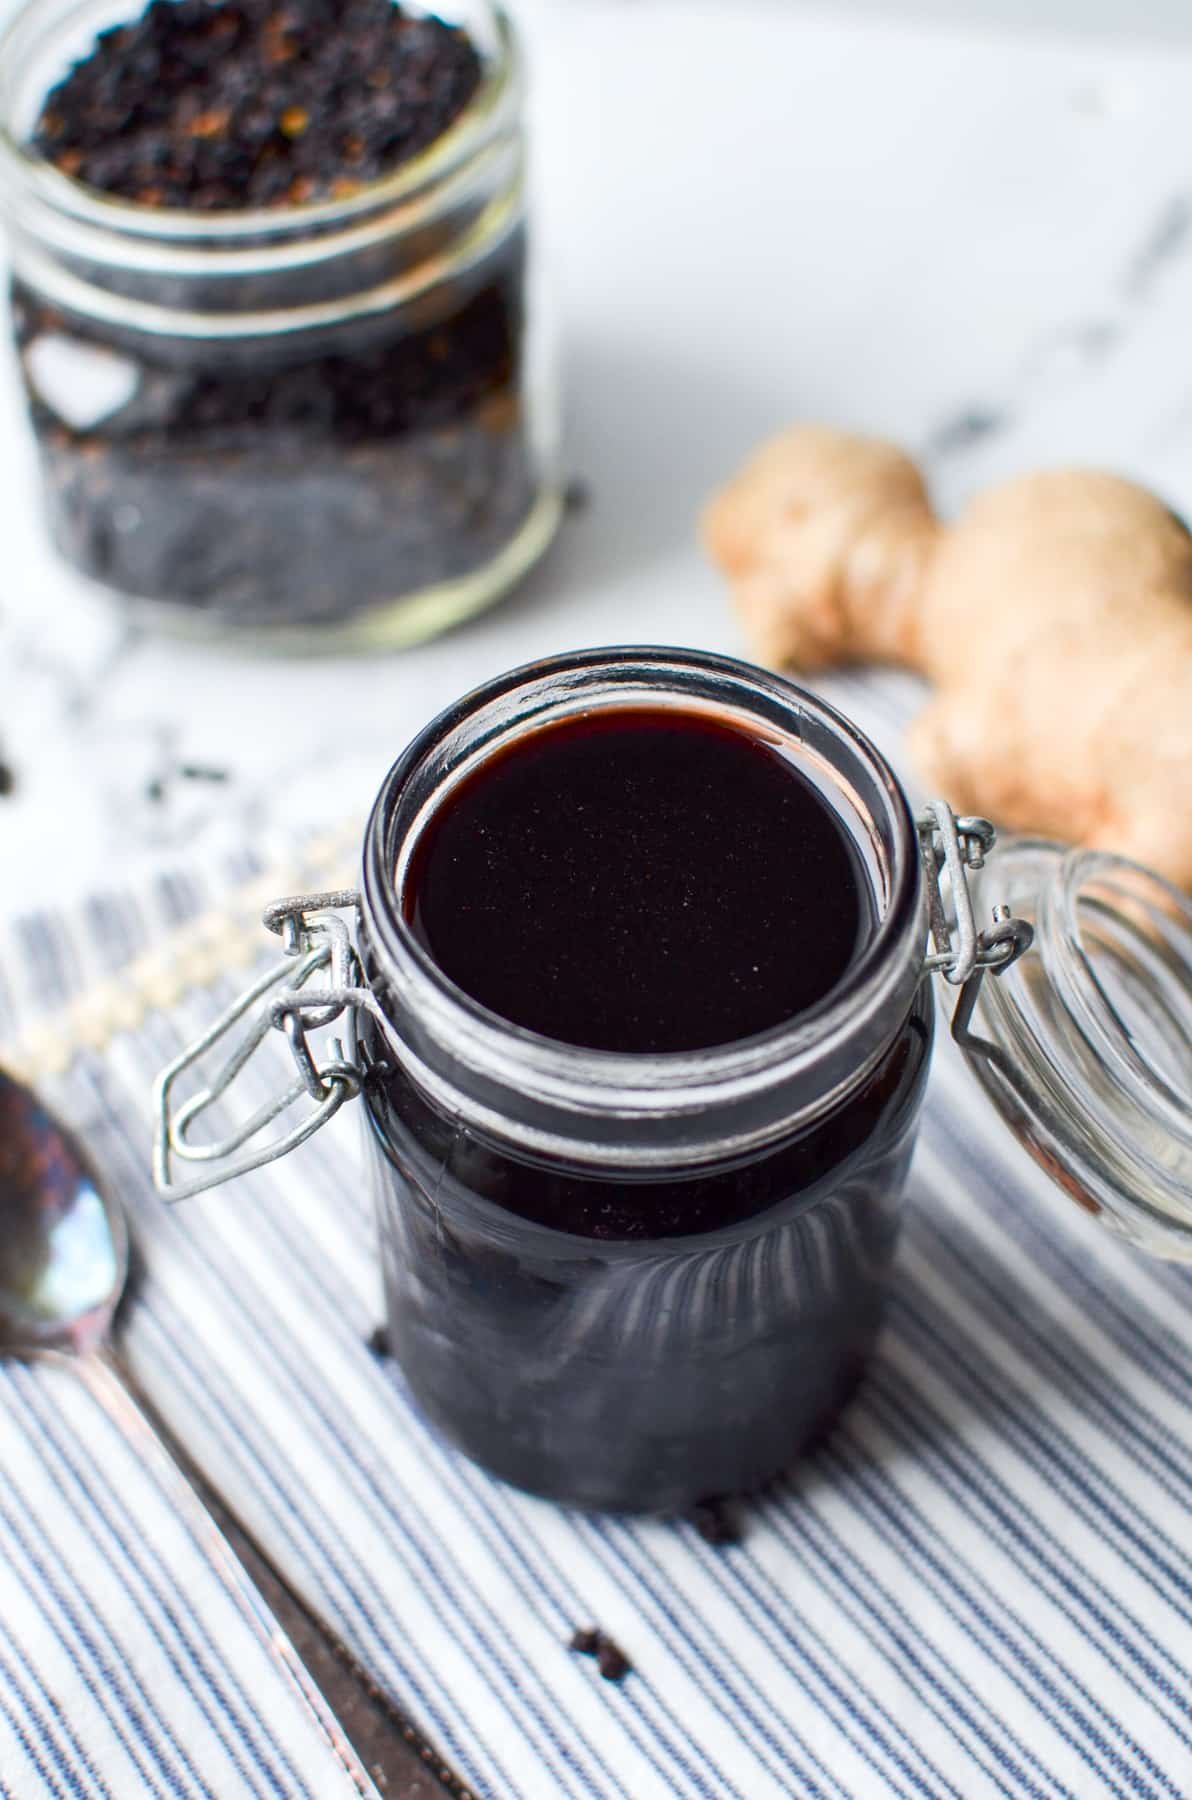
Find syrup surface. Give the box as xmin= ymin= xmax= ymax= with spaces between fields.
xmin=404 ymin=706 xmax=870 ymax=1052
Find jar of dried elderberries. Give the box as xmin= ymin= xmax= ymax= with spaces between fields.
xmin=0 ymin=0 xmax=560 ymax=646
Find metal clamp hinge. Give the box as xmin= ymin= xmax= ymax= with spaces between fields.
xmin=916 ymin=800 xmax=1035 ymax=1049
xmin=153 ymin=890 xmax=381 ymax=1202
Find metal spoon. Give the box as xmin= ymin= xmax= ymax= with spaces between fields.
xmin=0 ymin=1065 xmax=463 ymax=1800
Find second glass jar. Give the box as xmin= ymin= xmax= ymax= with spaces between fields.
xmin=0 ymin=0 xmax=560 ymax=646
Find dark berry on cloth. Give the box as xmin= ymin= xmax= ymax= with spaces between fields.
xmin=568 ymin=1627 xmax=632 ymax=1681
xmin=594 ymin=1638 xmax=631 ymax=1683
xmin=689 ymin=1497 xmax=744 ymax=1545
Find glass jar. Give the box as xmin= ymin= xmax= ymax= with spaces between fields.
xmin=958 ymin=840 xmax=1192 ymax=1257
xmin=353 ymin=651 xmax=933 ymax=1510
xmin=153 ymin=648 xmax=1192 ymax=1512
xmin=0 ymin=0 xmax=560 ymax=647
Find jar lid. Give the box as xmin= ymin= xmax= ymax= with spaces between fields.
xmin=954 ymin=840 xmax=1192 ymax=1259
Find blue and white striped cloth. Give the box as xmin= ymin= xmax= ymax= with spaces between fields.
xmin=0 ymin=1356 xmax=378 ymax=1800
xmin=1 ymin=673 xmax=1191 ymax=1799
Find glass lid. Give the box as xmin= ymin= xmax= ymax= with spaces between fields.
xmin=954 ymin=840 xmax=1192 ymax=1261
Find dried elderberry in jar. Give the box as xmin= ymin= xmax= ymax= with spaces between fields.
xmin=0 ymin=0 xmax=560 ymax=645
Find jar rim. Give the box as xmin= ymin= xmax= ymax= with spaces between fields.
xmin=359 ymin=646 xmax=927 ymax=1169
xmin=0 ymin=0 xmax=517 ymax=248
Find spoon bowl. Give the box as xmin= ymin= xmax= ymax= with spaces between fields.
xmin=0 ymin=1067 xmax=127 ymax=1355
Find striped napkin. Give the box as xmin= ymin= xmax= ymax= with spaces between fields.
xmin=2 ymin=676 xmax=1191 ymax=1800
xmin=0 ymin=1356 xmax=378 ymax=1800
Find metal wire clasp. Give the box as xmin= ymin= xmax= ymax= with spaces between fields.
xmin=916 ymin=800 xmax=1035 ymax=1048
xmin=153 ymin=890 xmax=381 ymax=1202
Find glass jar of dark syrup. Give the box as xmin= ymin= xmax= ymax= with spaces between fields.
xmin=358 ymin=682 xmax=933 ymax=1511
xmin=154 ymin=648 xmax=1192 ymax=1511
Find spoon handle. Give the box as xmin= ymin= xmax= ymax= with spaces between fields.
xmin=90 ymin=1349 xmax=471 ymax=1800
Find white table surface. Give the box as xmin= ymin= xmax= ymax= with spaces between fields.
xmin=790 ymin=0 xmax=1192 ymax=43
xmin=4 ymin=0 xmax=1192 ymax=914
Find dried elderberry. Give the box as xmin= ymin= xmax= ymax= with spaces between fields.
xmin=32 ymin=0 xmax=482 ymax=211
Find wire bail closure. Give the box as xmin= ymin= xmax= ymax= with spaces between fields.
xmin=152 ymin=807 xmax=1036 ymax=1203
xmin=153 ymin=890 xmax=378 ymax=1201
xmin=915 ymin=800 xmax=1035 ymax=1049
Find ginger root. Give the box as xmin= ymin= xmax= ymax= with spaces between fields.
xmin=703 ymin=426 xmax=1192 ymax=888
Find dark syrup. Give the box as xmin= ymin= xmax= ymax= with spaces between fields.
xmin=403 ymin=706 xmax=871 ymax=1053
